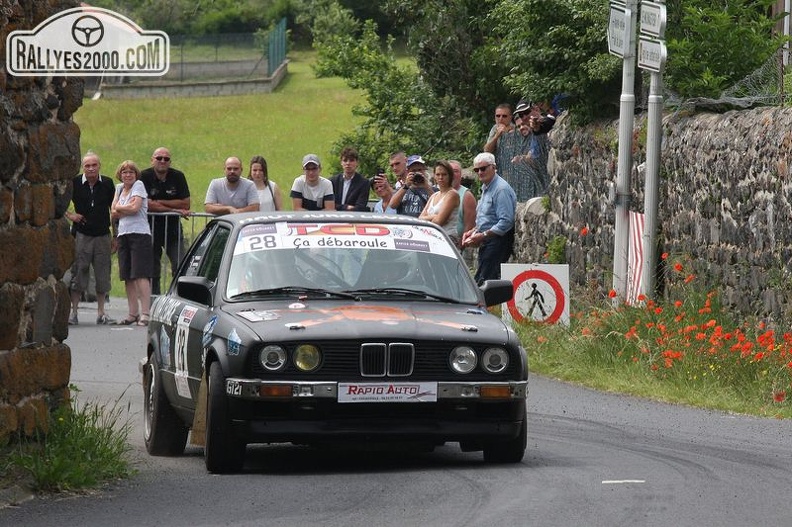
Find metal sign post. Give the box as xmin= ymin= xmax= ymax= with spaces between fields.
xmin=608 ymin=0 xmax=638 ymax=303
xmin=638 ymin=0 xmax=666 ymax=299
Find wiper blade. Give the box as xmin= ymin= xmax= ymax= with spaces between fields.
xmin=231 ymin=287 xmax=359 ymax=301
xmin=348 ymin=288 xmax=462 ymax=304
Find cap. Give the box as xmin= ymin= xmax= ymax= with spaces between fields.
xmin=406 ymin=155 xmax=425 ymax=167
xmin=302 ymin=154 xmax=321 ymax=168
xmin=514 ymin=100 xmax=531 ymax=115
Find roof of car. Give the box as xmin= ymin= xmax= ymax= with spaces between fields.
xmin=212 ymin=211 xmax=439 ymax=228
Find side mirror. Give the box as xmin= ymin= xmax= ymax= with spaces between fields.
xmin=176 ymin=276 xmax=214 ymax=306
xmin=480 ymin=279 xmax=513 ymax=307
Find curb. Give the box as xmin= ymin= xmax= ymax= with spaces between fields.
xmin=0 ymin=482 xmax=34 ymax=510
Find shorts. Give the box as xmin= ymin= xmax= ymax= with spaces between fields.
xmin=117 ymin=233 xmax=154 ymax=281
xmin=70 ymin=232 xmax=112 ymax=294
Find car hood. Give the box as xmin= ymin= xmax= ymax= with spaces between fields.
xmin=222 ymin=300 xmax=511 ymax=344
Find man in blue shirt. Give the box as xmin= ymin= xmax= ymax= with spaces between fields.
xmin=461 ymin=152 xmax=517 ymax=284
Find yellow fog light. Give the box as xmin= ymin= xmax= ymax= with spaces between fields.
xmin=294 ymin=344 xmax=321 ymax=372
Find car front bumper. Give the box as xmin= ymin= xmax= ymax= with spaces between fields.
xmin=223 ymin=379 xmax=528 ymax=444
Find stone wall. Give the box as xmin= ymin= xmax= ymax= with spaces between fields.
xmin=100 ymin=60 xmax=288 ymax=99
xmin=515 ymin=107 xmax=792 ymax=322
xmin=0 ymin=0 xmax=81 ymax=442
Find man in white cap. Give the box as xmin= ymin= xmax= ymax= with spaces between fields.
xmin=290 ymin=154 xmax=334 ymax=210
xmin=204 ymin=156 xmax=260 ymax=215
xmin=388 ymin=154 xmax=434 ymax=217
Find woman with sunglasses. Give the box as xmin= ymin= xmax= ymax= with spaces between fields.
xmin=111 ymin=160 xmax=153 ymax=326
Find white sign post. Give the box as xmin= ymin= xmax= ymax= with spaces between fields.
xmin=609 ymin=0 xmax=638 ymax=304
xmin=638 ymin=0 xmax=666 ymax=300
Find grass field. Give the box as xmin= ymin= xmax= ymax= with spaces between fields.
xmin=75 ymin=50 xmax=361 ymax=296
xmin=75 ymin=50 xmax=362 ymax=210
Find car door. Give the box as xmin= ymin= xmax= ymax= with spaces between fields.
xmin=166 ymin=223 xmax=232 ymax=409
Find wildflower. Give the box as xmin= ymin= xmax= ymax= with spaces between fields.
xmin=537 ymin=336 xmax=548 ymax=344
xmin=637 ymin=293 xmax=646 ymax=302
xmin=774 ymin=391 xmax=786 ymax=403
xmin=673 ymin=262 xmax=683 ymax=272
xmin=654 ymin=307 xmax=663 ymax=315
xmin=580 ymin=226 xmax=589 ymax=236
xmin=661 ymin=252 xmax=668 ymax=260
xmin=684 ymin=274 xmax=695 ymax=284
xmin=608 ymin=289 xmax=617 ymax=298
xmin=674 ymin=300 xmax=682 ymax=308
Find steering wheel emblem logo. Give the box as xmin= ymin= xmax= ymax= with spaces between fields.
xmin=71 ymin=15 xmax=105 ymax=47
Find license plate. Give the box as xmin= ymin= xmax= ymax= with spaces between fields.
xmin=338 ymin=382 xmax=438 ymax=403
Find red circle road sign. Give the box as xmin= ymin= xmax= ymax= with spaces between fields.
xmin=507 ymin=269 xmax=566 ymax=324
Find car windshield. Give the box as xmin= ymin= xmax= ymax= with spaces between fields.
xmin=226 ymin=221 xmax=480 ymax=304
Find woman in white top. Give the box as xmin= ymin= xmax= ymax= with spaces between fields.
xmin=111 ymin=160 xmax=153 ymax=326
xmin=419 ymin=160 xmax=461 ymax=246
xmin=248 ymin=155 xmax=282 ymax=212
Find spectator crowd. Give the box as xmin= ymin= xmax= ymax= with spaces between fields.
xmin=67 ymin=102 xmax=555 ymax=324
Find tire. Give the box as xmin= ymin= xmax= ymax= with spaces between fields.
xmin=143 ymin=355 xmax=189 ymax=456
xmin=483 ymin=414 xmax=527 ymax=464
xmin=205 ymin=361 xmax=246 ymax=473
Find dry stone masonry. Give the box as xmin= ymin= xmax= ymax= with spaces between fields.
xmin=0 ymin=0 xmax=81 ymax=442
xmin=516 ymin=107 xmax=792 ymax=322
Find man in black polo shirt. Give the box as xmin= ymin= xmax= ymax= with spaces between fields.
xmin=66 ymin=151 xmax=117 ymax=325
xmin=140 ymin=147 xmax=191 ymax=295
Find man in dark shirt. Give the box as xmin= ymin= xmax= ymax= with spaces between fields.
xmin=140 ymin=147 xmax=191 ymax=295
xmin=66 ymin=151 xmax=117 ymax=325
xmin=331 ymin=146 xmax=370 ymax=212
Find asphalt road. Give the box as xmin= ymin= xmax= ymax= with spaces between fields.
xmin=2 ymin=298 xmax=792 ymax=526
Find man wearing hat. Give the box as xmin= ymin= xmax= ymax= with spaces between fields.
xmin=290 ymin=154 xmax=334 ymax=211
xmin=507 ymin=100 xmax=552 ymax=201
xmin=204 ymin=156 xmax=260 ymax=215
xmin=388 ymin=154 xmax=435 ymax=217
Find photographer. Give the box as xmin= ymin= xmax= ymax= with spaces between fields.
xmin=388 ymin=155 xmax=434 ymax=217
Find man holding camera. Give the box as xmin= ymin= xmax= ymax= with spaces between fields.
xmin=389 ymin=155 xmax=435 ymax=217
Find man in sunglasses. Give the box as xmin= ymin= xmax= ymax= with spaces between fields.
xmin=140 ymin=147 xmax=192 ymax=295
xmin=461 ymin=152 xmax=517 ymax=284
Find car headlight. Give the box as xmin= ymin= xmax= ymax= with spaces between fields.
xmin=482 ymin=347 xmax=508 ymax=373
xmin=449 ymin=346 xmax=477 ymax=374
xmin=260 ymin=345 xmax=287 ymax=372
xmin=293 ymin=344 xmax=321 ymax=372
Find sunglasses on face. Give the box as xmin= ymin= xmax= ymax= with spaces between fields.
xmin=155 ymin=156 xmax=171 ymax=162
xmin=473 ymin=164 xmax=491 ymax=173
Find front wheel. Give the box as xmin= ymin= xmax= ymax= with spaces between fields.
xmin=483 ymin=414 xmax=527 ymax=464
xmin=205 ymin=361 xmax=246 ymax=473
xmin=143 ymin=355 xmax=189 ymax=456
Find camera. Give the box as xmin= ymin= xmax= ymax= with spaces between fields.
xmin=370 ymin=168 xmax=388 ymax=190
xmin=411 ymin=172 xmax=425 ymax=185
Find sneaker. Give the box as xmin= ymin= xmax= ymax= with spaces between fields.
xmin=68 ymin=312 xmax=79 ymax=326
xmin=96 ymin=314 xmax=116 ymax=325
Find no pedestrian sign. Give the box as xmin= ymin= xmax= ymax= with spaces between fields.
xmin=501 ymin=264 xmax=570 ymax=326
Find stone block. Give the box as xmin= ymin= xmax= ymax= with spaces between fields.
xmin=13 ymin=184 xmax=32 ymax=223
xmin=0 ymin=284 xmax=23 ymax=350
xmin=31 ymin=183 xmax=54 ymax=226
xmin=26 ymin=121 xmax=81 ymax=184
